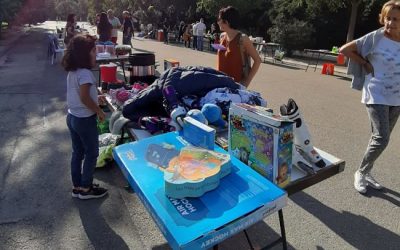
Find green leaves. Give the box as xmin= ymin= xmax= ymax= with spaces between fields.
xmin=197 ymin=0 xmax=264 ymax=17
xmin=55 ymin=0 xmax=79 ymax=20
xmin=0 ymin=0 xmax=23 ymax=21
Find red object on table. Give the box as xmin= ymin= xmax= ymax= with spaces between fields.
xmin=337 ymin=53 xmax=345 ymax=65
xmin=100 ymin=64 xmax=117 ymax=83
xmin=321 ymin=63 xmax=335 ymax=75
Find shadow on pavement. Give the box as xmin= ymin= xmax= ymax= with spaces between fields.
xmin=263 ymin=61 xmax=305 ymax=71
xmin=152 ymin=243 xmax=171 ymax=250
xmin=75 ymin=198 xmax=129 ymax=250
xmin=219 ymin=221 xmax=295 ymax=250
xmin=334 ymin=75 xmax=351 ymax=81
xmin=363 ymin=187 xmax=400 ymax=207
xmin=291 ymin=191 xmax=400 ymax=250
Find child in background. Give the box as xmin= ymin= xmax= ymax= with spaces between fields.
xmin=62 ymin=35 xmax=108 ymax=200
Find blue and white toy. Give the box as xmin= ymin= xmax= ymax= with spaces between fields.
xmin=186 ymin=109 xmax=208 ymax=124
xmin=201 ymin=104 xmax=227 ymax=128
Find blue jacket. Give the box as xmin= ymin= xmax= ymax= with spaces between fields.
xmin=347 ymin=28 xmax=385 ymax=90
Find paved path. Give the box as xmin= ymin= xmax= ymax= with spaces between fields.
xmin=0 ymin=22 xmax=399 ymax=249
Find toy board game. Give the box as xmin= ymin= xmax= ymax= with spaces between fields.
xmin=229 ymin=103 xmax=294 ymax=187
xmin=113 ymin=131 xmax=287 ymax=250
xmin=162 ymin=146 xmax=232 ymax=198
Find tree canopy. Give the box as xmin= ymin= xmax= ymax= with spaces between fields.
xmin=0 ymin=0 xmax=389 ymax=51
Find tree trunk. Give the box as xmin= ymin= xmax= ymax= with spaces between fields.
xmin=346 ymin=0 xmax=361 ymax=42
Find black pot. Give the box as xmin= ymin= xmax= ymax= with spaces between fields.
xmin=129 ymin=53 xmax=155 ymax=66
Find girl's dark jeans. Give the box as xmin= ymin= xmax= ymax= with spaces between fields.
xmin=66 ymin=114 xmax=99 ymax=188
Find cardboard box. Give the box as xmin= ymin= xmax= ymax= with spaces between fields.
xmin=229 ymin=103 xmax=294 ymax=187
xmin=182 ymin=116 xmax=215 ymax=150
xmin=113 ymin=131 xmax=287 ymax=249
xmin=164 ymin=58 xmax=180 ymax=71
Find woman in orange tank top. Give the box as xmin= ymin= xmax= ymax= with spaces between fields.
xmin=216 ymin=6 xmax=261 ymax=88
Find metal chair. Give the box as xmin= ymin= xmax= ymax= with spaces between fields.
xmin=254 ymin=43 xmax=267 ymax=62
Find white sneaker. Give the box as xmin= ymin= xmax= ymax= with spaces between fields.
xmin=365 ymin=173 xmax=383 ymax=190
xmin=354 ymin=171 xmax=367 ymax=194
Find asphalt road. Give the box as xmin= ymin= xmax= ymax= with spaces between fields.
xmin=0 ymin=22 xmax=399 ymax=250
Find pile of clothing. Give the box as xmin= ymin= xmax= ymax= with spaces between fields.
xmin=122 ymin=66 xmax=266 ymax=134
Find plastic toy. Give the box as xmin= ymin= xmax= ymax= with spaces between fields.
xmin=186 ymin=109 xmax=208 ymax=124
xmin=201 ymin=104 xmax=226 ymax=128
xmin=163 ymin=85 xmax=187 ymax=130
xmin=280 ymin=98 xmax=326 ymax=168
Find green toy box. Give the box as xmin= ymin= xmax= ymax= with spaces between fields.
xmin=228 ymin=103 xmax=294 ymax=187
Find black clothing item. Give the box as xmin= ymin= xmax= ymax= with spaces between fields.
xmin=178 ymin=23 xmax=185 ymax=42
xmin=97 ymin=23 xmax=112 ymax=42
xmin=123 ymin=18 xmax=133 ymax=36
xmin=192 ymin=35 xmax=197 ymax=49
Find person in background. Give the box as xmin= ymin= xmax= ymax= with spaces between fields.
xmin=107 ymin=9 xmax=121 ymax=44
xmin=183 ymin=24 xmax=192 ymax=48
xmin=192 ymin=21 xmax=198 ymax=50
xmin=131 ymin=15 xmax=140 ymax=32
xmin=122 ymin=11 xmax=134 ymax=46
xmin=62 ymin=35 xmax=108 ymax=200
xmin=64 ymin=14 xmax=77 ymax=45
xmin=196 ymin=18 xmax=207 ymax=51
xmin=216 ymin=6 xmax=261 ymax=88
xmin=162 ymin=18 xmax=170 ymax=44
xmin=209 ymin=22 xmax=220 ymax=50
xmin=147 ymin=23 xmax=153 ymax=36
xmin=95 ymin=13 xmax=101 ymax=25
xmin=178 ymin=20 xmax=185 ymax=42
xmin=340 ymin=0 xmax=400 ymax=194
xmin=97 ymin=12 xmax=112 ymax=43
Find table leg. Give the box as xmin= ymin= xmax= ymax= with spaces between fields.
xmin=305 ymin=55 xmax=311 ymax=71
xmin=243 ymin=229 xmax=255 ymax=249
xmin=121 ymin=61 xmax=127 ymax=83
xmin=305 ymin=51 xmax=315 ymax=72
xmin=314 ymin=53 xmax=321 ymax=72
xmin=98 ymin=65 xmax=101 ymax=87
xmin=261 ymin=209 xmax=287 ymax=249
xmin=272 ymin=47 xmax=277 ymax=64
xmin=265 ymin=46 xmax=274 ymax=63
xmin=278 ymin=209 xmax=288 ymax=250
xmin=261 ymin=45 xmax=267 ymax=63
